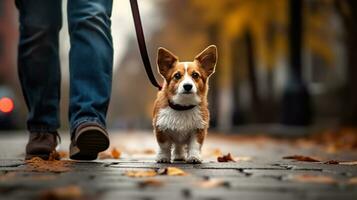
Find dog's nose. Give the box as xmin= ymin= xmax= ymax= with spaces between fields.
xmin=183 ymin=84 xmax=193 ymax=92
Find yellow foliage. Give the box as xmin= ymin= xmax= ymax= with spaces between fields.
xmin=189 ymin=0 xmax=336 ymax=69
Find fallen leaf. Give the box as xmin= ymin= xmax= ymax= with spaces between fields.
xmin=283 ymin=155 xmax=320 ymax=162
xmin=125 ymin=170 xmax=157 ymax=178
xmin=111 ymin=148 xmax=121 ymax=159
xmin=26 ymin=157 xmax=72 ymax=173
xmin=40 ymin=185 xmax=82 ymax=200
xmin=291 ymin=174 xmax=337 ymax=184
xmin=138 ymin=178 xmax=164 ymax=188
xmin=324 ymin=160 xmax=339 ymax=164
xmin=348 ymin=177 xmax=357 ymax=184
xmin=338 ymin=161 xmax=357 ymax=165
xmin=142 ymin=149 xmax=156 ymax=154
xmin=196 ymin=179 xmax=226 ymax=188
xmin=157 ymin=167 xmax=187 ymax=176
xmin=217 ymin=153 xmax=235 ymax=162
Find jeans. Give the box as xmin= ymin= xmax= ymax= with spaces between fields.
xmin=16 ymin=0 xmax=113 ymax=134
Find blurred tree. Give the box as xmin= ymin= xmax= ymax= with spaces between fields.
xmin=156 ymin=0 xmax=340 ymax=128
xmin=282 ymin=0 xmax=312 ymax=126
xmin=335 ymin=0 xmax=357 ymax=125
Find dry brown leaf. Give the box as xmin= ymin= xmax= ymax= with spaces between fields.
xmin=125 ymin=170 xmax=157 ymax=178
xmin=111 ymin=148 xmax=121 ymax=159
xmin=157 ymin=167 xmax=187 ymax=176
xmin=348 ymin=177 xmax=357 ymax=184
xmin=26 ymin=157 xmax=72 ymax=173
xmin=291 ymin=174 xmax=337 ymax=184
xmin=142 ymin=149 xmax=156 ymax=154
xmin=217 ymin=153 xmax=235 ymax=162
xmin=138 ymin=178 xmax=164 ymax=187
xmin=40 ymin=185 xmax=82 ymax=200
xmin=283 ymin=155 xmax=320 ymax=162
xmin=197 ymin=179 xmax=226 ymax=188
xmin=324 ymin=160 xmax=340 ymax=164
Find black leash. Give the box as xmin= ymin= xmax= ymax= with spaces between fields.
xmin=129 ymin=0 xmax=162 ymax=90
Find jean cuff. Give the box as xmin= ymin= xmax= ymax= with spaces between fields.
xmin=70 ymin=117 xmax=106 ymax=137
xmin=28 ymin=125 xmax=58 ymax=133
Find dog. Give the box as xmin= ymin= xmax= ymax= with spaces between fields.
xmin=152 ymin=45 xmax=217 ymax=164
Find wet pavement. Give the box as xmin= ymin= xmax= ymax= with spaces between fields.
xmin=0 ymin=130 xmax=356 ymax=200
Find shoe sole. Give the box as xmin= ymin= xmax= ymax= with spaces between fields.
xmin=70 ymin=126 xmax=109 ymax=160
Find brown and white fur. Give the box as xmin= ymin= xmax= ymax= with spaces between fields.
xmin=152 ymin=45 xmax=217 ymax=164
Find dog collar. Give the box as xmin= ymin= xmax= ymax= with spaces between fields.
xmin=168 ymin=101 xmax=196 ymax=111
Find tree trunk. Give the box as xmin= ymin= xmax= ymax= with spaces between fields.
xmin=281 ymin=0 xmax=312 ymax=126
xmin=231 ymin=37 xmax=244 ymax=125
xmin=245 ymin=31 xmax=262 ymax=123
xmin=337 ymin=0 xmax=357 ymax=125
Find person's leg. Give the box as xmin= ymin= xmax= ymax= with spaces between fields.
xmin=67 ymin=0 xmax=113 ymax=160
xmin=16 ymin=0 xmax=62 ymax=159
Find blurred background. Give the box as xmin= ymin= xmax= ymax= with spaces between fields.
xmin=0 ymin=0 xmax=356 ymax=134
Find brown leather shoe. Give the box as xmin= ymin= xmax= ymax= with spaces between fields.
xmin=25 ymin=132 xmax=60 ymax=160
xmin=69 ymin=122 xmax=109 ymax=160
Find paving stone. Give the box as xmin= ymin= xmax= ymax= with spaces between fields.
xmin=0 ymin=132 xmax=356 ymax=200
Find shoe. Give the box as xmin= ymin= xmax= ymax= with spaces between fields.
xmin=69 ymin=122 xmax=110 ymax=160
xmin=25 ymin=132 xmax=60 ymax=160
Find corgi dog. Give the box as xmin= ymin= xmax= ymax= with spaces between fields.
xmin=152 ymin=45 xmax=217 ymax=164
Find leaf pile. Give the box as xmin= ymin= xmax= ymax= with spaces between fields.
xmin=297 ymin=128 xmax=357 ymax=153
xmin=26 ymin=155 xmax=72 ymax=173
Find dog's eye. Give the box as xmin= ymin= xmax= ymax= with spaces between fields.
xmin=174 ymin=73 xmax=181 ymax=80
xmin=192 ymin=72 xmax=200 ymax=79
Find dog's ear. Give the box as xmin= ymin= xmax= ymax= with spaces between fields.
xmin=194 ymin=45 xmax=217 ymax=77
xmin=157 ymin=47 xmax=178 ymax=77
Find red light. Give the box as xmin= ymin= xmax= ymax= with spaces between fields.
xmin=0 ymin=97 xmax=14 ymax=113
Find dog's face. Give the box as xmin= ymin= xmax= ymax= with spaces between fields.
xmin=157 ymin=45 xmax=217 ymax=106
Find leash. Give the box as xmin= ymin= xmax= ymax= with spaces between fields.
xmin=129 ymin=0 xmax=162 ymax=90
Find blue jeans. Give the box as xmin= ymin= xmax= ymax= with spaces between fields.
xmin=16 ymin=0 xmax=113 ymax=134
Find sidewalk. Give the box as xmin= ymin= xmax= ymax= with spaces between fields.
xmin=0 ymin=130 xmax=356 ymax=200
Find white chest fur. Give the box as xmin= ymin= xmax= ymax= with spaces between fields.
xmin=155 ymin=106 xmax=207 ymax=135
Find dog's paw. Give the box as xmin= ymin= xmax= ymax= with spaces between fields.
xmin=173 ymin=154 xmax=186 ymax=162
xmin=173 ymin=157 xmax=186 ymax=162
xmin=186 ymin=155 xmax=202 ymax=164
xmin=156 ymin=155 xmax=171 ymax=163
